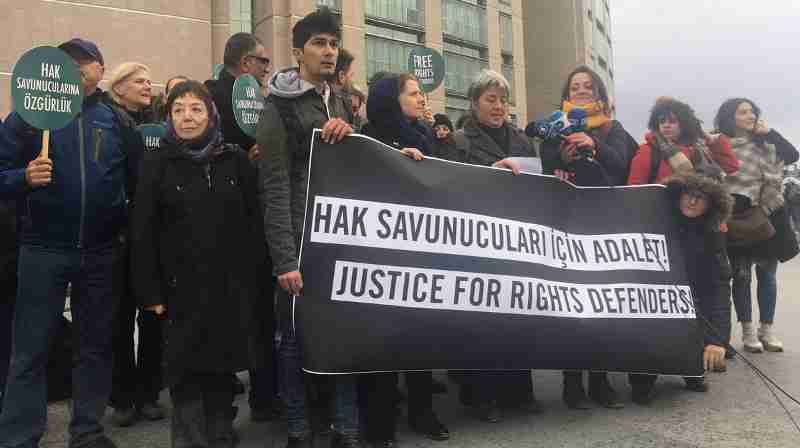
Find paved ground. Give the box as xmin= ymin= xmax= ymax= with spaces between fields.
xmin=39 ymin=261 xmax=800 ymax=448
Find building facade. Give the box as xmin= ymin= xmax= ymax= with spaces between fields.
xmin=522 ymin=0 xmax=615 ymax=122
xmin=2 ymin=1 xmax=617 ymax=127
xmin=2 ymin=0 xmax=529 ymax=125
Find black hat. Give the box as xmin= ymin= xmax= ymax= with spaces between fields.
xmin=433 ymin=113 xmax=454 ymax=132
xmin=58 ymin=38 xmax=104 ymax=66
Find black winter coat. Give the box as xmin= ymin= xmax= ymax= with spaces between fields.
xmin=540 ymin=120 xmax=637 ymax=187
xmin=446 ymin=118 xmax=534 ymax=165
xmin=131 ymin=143 xmax=264 ymax=386
xmin=665 ymin=175 xmax=733 ymax=347
xmin=205 ymin=70 xmax=256 ymax=152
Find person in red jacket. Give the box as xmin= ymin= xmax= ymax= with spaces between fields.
xmin=628 ymin=97 xmax=739 ymax=185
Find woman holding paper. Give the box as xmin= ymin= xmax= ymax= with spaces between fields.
xmin=131 ymin=80 xmax=263 ymax=447
xmin=443 ymin=70 xmax=542 ymax=423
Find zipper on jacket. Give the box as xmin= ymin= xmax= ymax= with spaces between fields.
xmin=78 ymin=115 xmax=87 ymax=249
xmin=204 ymin=164 xmax=212 ymax=190
xmin=93 ymin=128 xmax=103 ymax=163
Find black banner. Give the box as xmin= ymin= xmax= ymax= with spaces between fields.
xmin=297 ymin=131 xmax=703 ymax=376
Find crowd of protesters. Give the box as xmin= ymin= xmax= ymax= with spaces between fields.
xmin=0 ymin=6 xmax=798 ymax=448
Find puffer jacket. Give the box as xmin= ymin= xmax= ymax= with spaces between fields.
xmin=664 ymin=174 xmax=733 ymax=346
xmin=0 ymin=89 xmax=143 ymax=249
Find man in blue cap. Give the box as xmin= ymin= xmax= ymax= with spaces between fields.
xmin=0 ymin=38 xmax=142 ymax=448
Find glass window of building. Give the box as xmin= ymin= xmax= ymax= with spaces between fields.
xmin=499 ymin=13 xmax=513 ymax=55
xmin=444 ymin=51 xmax=488 ymax=97
xmin=365 ymin=35 xmax=422 ymax=82
xmin=501 ymin=56 xmax=514 ymax=104
xmin=445 ymin=96 xmax=471 ymax=123
xmin=317 ymin=0 xmax=341 ymax=11
xmin=442 ymin=0 xmax=487 ymax=45
xmin=366 ymin=0 xmax=425 ymax=27
xmin=230 ymin=0 xmax=252 ymax=33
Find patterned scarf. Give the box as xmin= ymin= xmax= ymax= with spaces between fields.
xmin=724 ymin=136 xmax=784 ymax=214
xmin=562 ymin=100 xmax=611 ymax=130
xmin=162 ymin=97 xmax=224 ymax=163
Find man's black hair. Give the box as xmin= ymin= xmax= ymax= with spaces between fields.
xmin=335 ymin=48 xmax=354 ymax=81
xmin=292 ymin=7 xmax=341 ymax=49
xmin=223 ymin=33 xmax=263 ymax=69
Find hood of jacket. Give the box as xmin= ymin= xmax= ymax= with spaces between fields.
xmin=267 ymin=67 xmax=321 ymax=100
xmin=664 ymin=173 xmax=733 ymax=226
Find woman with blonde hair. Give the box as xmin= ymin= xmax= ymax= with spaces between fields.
xmin=104 ymin=61 xmax=165 ymax=427
xmin=107 ymin=62 xmax=155 ymax=125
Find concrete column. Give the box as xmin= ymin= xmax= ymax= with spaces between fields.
xmin=511 ymin=0 xmax=527 ymax=125
xmin=211 ymin=0 xmax=230 ymax=66
xmin=340 ymin=1 xmax=366 ymax=90
xmin=486 ymin=0 xmax=502 ymax=73
xmin=424 ymin=0 xmax=445 ymax=114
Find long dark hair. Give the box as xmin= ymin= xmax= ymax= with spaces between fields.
xmin=560 ymin=65 xmax=610 ymax=113
xmin=647 ymin=97 xmax=704 ymax=145
xmin=714 ymin=97 xmax=761 ymax=138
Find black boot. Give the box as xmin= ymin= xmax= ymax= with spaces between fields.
xmin=331 ymin=433 xmax=364 ymax=448
xmin=475 ymin=400 xmax=501 ymax=423
xmin=629 ymin=374 xmax=656 ymax=405
xmin=684 ymin=377 xmax=708 ymax=392
xmin=562 ymin=371 xmax=591 ymax=410
xmin=286 ymin=434 xmax=313 ymax=448
xmin=588 ymin=372 xmax=624 ymax=409
xmin=409 ymin=411 xmax=450 ymax=440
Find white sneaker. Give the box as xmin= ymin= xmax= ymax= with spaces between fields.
xmin=742 ymin=322 xmax=764 ymax=353
xmin=758 ymin=323 xmax=784 ymax=352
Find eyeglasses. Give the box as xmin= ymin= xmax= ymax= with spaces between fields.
xmin=246 ymin=55 xmax=271 ymax=66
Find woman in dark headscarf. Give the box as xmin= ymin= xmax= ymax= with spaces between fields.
xmin=131 ymin=80 xmax=264 ymax=447
xmin=357 ymin=74 xmax=449 ymax=448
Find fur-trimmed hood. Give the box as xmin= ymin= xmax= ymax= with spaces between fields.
xmin=664 ymin=173 xmax=733 ymax=225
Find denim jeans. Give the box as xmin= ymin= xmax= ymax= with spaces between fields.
xmin=731 ymin=255 xmax=778 ymax=324
xmin=0 ymin=243 xmax=118 ymax=448
xmin=278 ymin=293 xmax=358 ymax=438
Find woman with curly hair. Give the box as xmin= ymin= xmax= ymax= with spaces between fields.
xmin=628 ymin=97 xmax=739 ymax=185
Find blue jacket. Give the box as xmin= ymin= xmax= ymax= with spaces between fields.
xmin=0 ymin=89 xmax=142 ymax=249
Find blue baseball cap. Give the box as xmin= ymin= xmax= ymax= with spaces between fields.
xmin=58 ymin=38 xmax=104 ymax=66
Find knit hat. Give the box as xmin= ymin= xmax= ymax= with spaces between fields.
xmin=433 ymin=113 xmax=454 ymax=132
xmin=58 ymin=38 xmax=104 ymax=66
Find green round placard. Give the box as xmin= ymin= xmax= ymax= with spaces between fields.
xmin=138 ymin=123 xmax=167 ymax=152
xmin=11 ymin=46 xmax=83 ymax=130
xmin=212 ymin=63 xmax=224 ymax=81
xmin=408 ymin=47 xmax=445 ymax=93
xmin=231 ymin=74 xmax=265 ymax=138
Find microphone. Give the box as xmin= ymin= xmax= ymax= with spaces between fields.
xmin=565 ymin=108 xmax=588 ymax=134
xmin=525 ymin=110 xmax=571 ymax=140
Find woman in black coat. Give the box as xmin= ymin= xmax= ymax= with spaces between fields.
xmin=131 ymin=81 xmax=263 ymax=448
xmin=358 ymin=74 xmax=448 ymax=448
xmin=536 ymin=66 xmax=637 ymax=410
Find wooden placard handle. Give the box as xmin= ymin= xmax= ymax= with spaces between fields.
xmin=40 ymin=129 xmax=50 ymax=159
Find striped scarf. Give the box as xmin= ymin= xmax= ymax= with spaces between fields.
xmin=724 ymin=137 xmax=784 ymax=213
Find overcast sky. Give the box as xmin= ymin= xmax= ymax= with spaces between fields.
xmin=611 ymin=0 xmax=800 ymax=146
